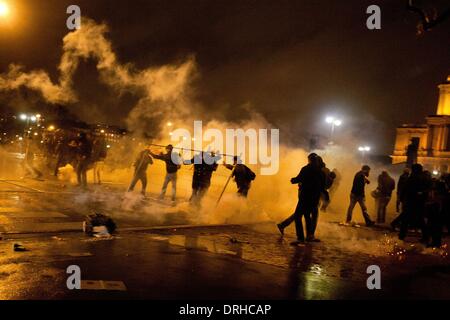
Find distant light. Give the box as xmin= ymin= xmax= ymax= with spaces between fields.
xmin=36 ymin=114 xmax=41 ymax=118
xmin=100 ymin=129 xmax=105 ymax=133
xmin=33 ymin=132 xmax=38 ymax=136
xmin=167 ymin=122 xmax=173 ymax=127
xmin=19 ymin=114 xmax=27 ymax=121
xmin=334 ymin=119 xmax=342 ymax=126
xmin=169 ymin=132 xmax=173 ymax=136
xmin=107 ymin=145 xmax=111 ymax=149
xmin=30 ymin=116 xmax=37 ymax=122
xmin=358 ymin=146 xmax=371 ymax=152
xmin=18 ymin=137 xmax=23 ymax=141
xmin=325 ymin=116 xmax=334 ymax=124
xmin=433 ymin=170 xmax=439 ymax=176
xmin=48 ymin=125 xmax=55 ymax=131
xmin=0 ymin=2 xmax=10 ymax=17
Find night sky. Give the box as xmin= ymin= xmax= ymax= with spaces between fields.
xmin=0 ymin=0 xmax=449 ymax=153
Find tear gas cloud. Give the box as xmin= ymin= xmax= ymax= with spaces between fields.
xmin=0 ymin=18 xmax=407 ymax=256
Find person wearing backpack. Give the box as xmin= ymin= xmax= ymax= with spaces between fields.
xmin=224 ymin=156 xmax=256 ymax=198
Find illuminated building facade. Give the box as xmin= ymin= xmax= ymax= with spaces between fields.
xmin=392 ymin=75 xmax=450 ymax=172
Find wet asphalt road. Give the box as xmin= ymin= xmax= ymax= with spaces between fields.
xmin=0 ymin=177 xmax=449 ymax=300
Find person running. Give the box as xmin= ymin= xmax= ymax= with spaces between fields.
xmin=278 ymin=153 xmax=326 ymax=245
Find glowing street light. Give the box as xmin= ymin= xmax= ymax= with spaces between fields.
xmin=358 ymin=145 xmax=371 ymax=162
xmin=19 ymin=114 xmax=27 ymax=121
xmin=167 ymin=122 xmax=173 ymax=127
xmin=325 ymin=116 xmax=343 ymax=144
xmin=0 ymin=2 xmax=10 ymax=18
xmin=358 ymin=146 xmax=371 ymax=152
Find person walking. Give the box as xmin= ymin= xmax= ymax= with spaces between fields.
xmin=345 ymin=165 xmax=375 ymax=226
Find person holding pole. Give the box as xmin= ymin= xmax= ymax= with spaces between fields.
xmin=224 ymin=156 xmax=255 ymax=198
xmin=185 ymin=151 xmax=220 ymax=206
xmin=128 ymin=146 xmax=153 ymax=196
xmin=150 ymin=144 xmax=181 ymax=203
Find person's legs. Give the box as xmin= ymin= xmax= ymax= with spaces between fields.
xmin=293 ymin=203 xmax=306 ymax=242
xmin=357 ymin=196 xmax=373 ymax=225
xmin=160 ymin=173 xmax=171 ymax=198
xmin=76 ymin=162 xmax=82 ymax=185
xmin=309 ymin=206 xmax=319 ymax=237
xmin=377 ymin=197 xmax=389 ymax=224
xmin=399 ymin=210 xmax=411 ymax=240
xmin=128 ymin=171 xmax=140 ymax=192
xmin=346 ymin=194 xmax=357 ymax=223
xmin=140 ymin=172 xmax=147 ymax=195
xmin=171 ymin=173 xmax=177 ymax=201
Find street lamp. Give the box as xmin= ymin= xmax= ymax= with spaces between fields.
xmin=0 ymin=2 xmax=10 ymax=18
xmin=325 ymin=116 xmax=343 ymax=144
xmin=358 ymin=145 xmax=371 ymax=162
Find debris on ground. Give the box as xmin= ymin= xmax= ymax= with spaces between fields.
xmin=83 ymin=213 xmax=117 ymax=237
xmin=13 ymin=244 xmax=27 ymax=252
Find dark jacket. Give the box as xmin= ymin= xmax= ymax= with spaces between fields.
xmin=225 ymin=164 xmax=256 ymax=188
xmin=401 ymin=172 xmax=429 ymax=213
xmin=292 ymin=163 xmax=326 ymax=207
xmin=152 ymin=152 xmax=181 ymax=174
xmin=77 ymin=136 xmax=92 ymax=159
xmin=397 ymin=172 xmax=409 ymax=200
xmin=378 ymin=173 xmax=395 ymax=197
xmin=351 ymin=171 xmax=369 ymax=197
xmin=188 ymin=154 xmax=220 ymax=188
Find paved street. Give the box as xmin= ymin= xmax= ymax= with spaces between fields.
xmin=0 ymin=176 xmax=449 ymax=300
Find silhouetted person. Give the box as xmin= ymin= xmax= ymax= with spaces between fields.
xmin=391 ymin=167 xmax=410 ymax=230
xmin=345 ymin=165 xmax=375 ymax=226
xmin=185 ymin=152 xmax=220 ymax=206
xmin=23 ymin=137 xmax=43 ymax=179
xmin=128 ymin=147 xmax=153 ymax=196
xmin=278 ymin=153 xmax=326 ymax=245
xmin=76 ymin=132 xmax=92 ymax=188
xmin=224 ymin=156 xmax=256 ymax=198
xmin=406 ymin=139 xmax=418 ymax=168
xmin=375 ymin=171 xmax=395 ymax=224
xmin=150 ymin=144 xmax=181 ymax=202
xmin=92 ymin=136 xmax=108 ymax=184
xmin=424 ymin=177 xmax=446 ymax=247
xmin=399 ymin=164 xmax=429 ymax=241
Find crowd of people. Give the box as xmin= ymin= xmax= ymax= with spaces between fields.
xmin=277 ymin=153 xmax=450 ymax=248
xmin=21 ymin=134 xmax=450 ymax=247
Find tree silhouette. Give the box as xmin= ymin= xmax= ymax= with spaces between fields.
xmin=407 ymin=0 xmax=450 ymax=35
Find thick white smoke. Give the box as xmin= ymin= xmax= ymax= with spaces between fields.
xmin=0 ymin=18 xmax=196 ymax=134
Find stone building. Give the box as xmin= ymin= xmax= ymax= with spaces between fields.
xmin=392 ymin=75 xmax=450 ymax=173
